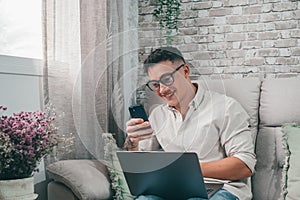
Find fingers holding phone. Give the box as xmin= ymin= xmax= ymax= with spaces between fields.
xmin=126 ymin=119 xmax=153 ymax=137
xmin=126 ymin=117 xmax=149 ymax=131
xmin=125 ymin=118 xmax=153 ymax=150
xmin=124 ymin=105 xmax=154 ymax=150
xmin=127 ymin=121 xmax=152 ymax=136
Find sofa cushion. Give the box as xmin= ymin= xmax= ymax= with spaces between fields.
xmin=196 ymin=78 xmax=261 ymax=125
xmin=281 ymin=124 xmax=300 ymax=199
xmin=252 ymin=127 xmax=285 ymax=200
xmin=47 ymin=159 xmax=112 ymax=200
xmin=196 ymin=78 xmax=261 ymax=142
xmin=260 ymin=77 xmax=300 ymax=126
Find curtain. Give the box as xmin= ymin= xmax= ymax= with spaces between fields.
xmin=107 ymin=0 xmax=139 ymax=147
xmin=42 ymin=0 xmax=138 ymax=161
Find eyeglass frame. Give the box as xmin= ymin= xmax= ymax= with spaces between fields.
xmin=145 ymin=63 xmax=185 ymax=92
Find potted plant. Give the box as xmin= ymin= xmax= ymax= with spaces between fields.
xmin=0 ymin=105 xmax=57 ymax=199
xmin=153 ymin=0 xmax=181 ymax=45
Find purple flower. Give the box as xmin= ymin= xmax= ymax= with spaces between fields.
xmin=0 ymin=105 xmax=58 ymax=180
xmin=0 ymin=106 xmax=7 ymax=111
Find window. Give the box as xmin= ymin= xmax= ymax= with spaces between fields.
xmin=0 ymin=0 xmax=42 ymax=59
xmin=0 ymin=0 xmax=43 ymax=114
xmin=0 ymin=0 xmax=44 ymax=185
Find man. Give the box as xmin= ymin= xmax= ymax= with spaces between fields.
xmin=125 ymin=47 xmax=256 ymax=200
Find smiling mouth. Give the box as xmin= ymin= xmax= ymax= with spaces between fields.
xmin=161 ymin=89 xmax=176 ymax=99
xmin=165 ymin=92 xmax=173 ymax=98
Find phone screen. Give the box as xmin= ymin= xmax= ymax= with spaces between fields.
xmin=128 ymin=104 xmax=148 ymax=121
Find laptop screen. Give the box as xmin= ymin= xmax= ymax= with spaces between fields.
xmin=117 ymin=151 xmax=214 ymax=200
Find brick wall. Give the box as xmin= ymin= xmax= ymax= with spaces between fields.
xmin=138 ymin=0 xmax=300 ymax=80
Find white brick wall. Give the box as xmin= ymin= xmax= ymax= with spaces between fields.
xmin=138 ymin=0 xmax=300 ymax=80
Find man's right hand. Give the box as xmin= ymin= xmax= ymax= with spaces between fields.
xmin=124 ymin=118 xmax=153 ymax=151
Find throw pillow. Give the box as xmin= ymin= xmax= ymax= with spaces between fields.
xmin=46 ymin=159 xmax=112 ymax=199
xmin=102 ymin=133 xmax=135 ymax=200
xmin=281 ymin=124 xmax=300 ymax=200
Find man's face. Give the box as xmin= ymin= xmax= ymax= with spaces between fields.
xmin=147 ymin=60 xmax=191 ymax=109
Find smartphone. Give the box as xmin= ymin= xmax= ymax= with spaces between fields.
xmin=128 ymin=104 xmax=149 ymax=121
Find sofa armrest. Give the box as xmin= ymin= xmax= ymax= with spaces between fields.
xmin=47 ymin=159 xmax=112 ymax=200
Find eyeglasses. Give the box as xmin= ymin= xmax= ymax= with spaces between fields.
xmin=146 ymin=64 xmax=185 ymax=92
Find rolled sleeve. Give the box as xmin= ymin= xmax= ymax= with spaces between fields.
xmin=234 ymin=152 xmax=256 ymax=173
xmin=221 ymin=97 xmax=257 ymax=173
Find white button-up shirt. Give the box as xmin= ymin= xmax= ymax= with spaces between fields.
xmin=139 ymin=84 xmax=256 ymax=200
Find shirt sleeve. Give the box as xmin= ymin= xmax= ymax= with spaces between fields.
xmin=220 ymin=97 xmax=257 ymax=173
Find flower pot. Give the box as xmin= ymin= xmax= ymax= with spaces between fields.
xmin=0 ymin=176 xmax=38 ymax=200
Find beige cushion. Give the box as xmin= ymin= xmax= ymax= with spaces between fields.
xmin=281 ymin=124 xmax=300 ymax=199
xmin=260 ymin=78 xmax=300 ymax=126
xmin=196 ymin=78 xmax=261 ymax=128
xmin=47 ymin=160 xmax=112 ymax=200
xmin=252 ymin=127 xmax=284 ymax=200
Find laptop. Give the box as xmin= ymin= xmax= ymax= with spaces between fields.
xmin=116 ymin=151 xmax=223 ymax=200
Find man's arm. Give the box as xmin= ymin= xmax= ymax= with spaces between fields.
xmin=200 ymin=156 xmax=253 ymax=181
xmin=205 ymin=97 xmax=256 ymax=181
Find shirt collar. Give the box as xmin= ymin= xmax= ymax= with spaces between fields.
xmin=188 ymin=82 xmax=205 ymax=110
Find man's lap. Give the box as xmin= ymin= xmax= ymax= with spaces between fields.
xmin=135 ymin=189 xmax=238 ymax=200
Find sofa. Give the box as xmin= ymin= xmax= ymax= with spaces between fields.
xmin=46 ymin=77 xmax=300 ymax=200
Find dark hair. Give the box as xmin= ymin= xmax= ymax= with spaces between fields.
xmin=143 ymin=46 xmax=186 ymax=72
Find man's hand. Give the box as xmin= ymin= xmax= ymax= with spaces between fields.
xmin=124 ymin=118 xmax=153 ymax=151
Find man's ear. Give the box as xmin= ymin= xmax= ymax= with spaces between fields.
xmin=183 ymin=65 xmax=190 ymax=78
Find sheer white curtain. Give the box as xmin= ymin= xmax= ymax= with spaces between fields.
xmin=43 ymin=0 xmax=138 ymax=160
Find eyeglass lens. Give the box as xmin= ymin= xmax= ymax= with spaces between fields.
xmin=147 ymin=64 xmax=184 ymax=91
